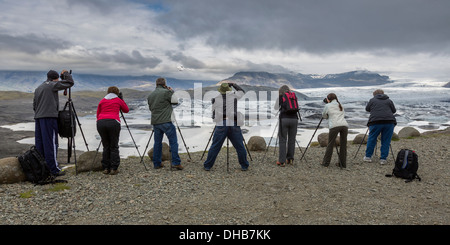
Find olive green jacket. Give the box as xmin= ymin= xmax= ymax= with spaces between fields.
xmin=147 ymin=85 xmax=177 ymax=125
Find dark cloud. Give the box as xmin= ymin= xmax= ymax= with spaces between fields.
xmin=157 ymin=0 xmax=450 ymax=54
xmin=97 ymin=50 xmax=162 ymax=68
xmin=0 ymin=33 xmax=71 ymax=54
xmin=165 ymin=51 xmax=206 ymax=69
xmin=66 ymin=0 xmax=128 ymax=15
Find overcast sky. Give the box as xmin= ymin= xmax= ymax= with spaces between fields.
xmin=1 ymin=0 xmax=449 ymax=82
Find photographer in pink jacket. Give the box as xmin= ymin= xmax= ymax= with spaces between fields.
xmin=96 ymin=86 xmax=129 ymax=175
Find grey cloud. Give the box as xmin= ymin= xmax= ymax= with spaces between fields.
xmin=0 ymin=33 xmax=71 ymax=54
xmin=66 ymin=0 xmax=128 ymax=15
xmin=165 ymin=51 xmax=206 ymax=69
xmin=97 ymin=50 xmax=162 ymax=68
xmin=156 ymin=0 xmax=450 ymax=54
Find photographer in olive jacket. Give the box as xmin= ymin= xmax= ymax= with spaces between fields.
xmin=33 ymin=70 xmax=74 ymax=176
xmin=147 ymin=77 xmax=183 ymax=170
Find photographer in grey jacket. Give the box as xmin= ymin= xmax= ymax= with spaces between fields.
xmin=33 ymin=70 xmax=74 ymax=176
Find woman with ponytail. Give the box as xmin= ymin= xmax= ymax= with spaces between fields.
xmin=321 ymin=93 xmax=348 ymax=168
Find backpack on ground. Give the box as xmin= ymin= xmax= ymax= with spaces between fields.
xmin=58 ymin=102 xmax=76 ymax=138
xmin=281 ymin=91 xmax=299 ymax=115
xmin=17 ymin=146 xmax=66 ymax=185
xmin=386 ymin=149 xmax=421 ymax=183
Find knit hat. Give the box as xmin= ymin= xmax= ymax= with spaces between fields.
xmin=218 ymin=83 xmax=232 ymax=94
xmin=47 ymin=70 xmax=59 ymax=80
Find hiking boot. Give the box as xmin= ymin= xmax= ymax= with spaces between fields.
xmin=103 ymin=169 xmax=110 ymax=175
xmin=379 ymin=159 xmax=387 ymax=165
xmin=363 ymin=157 xmax=372 ymax=163
xmin=171 ymin=164 xmax=184 ymax=170
xmin=287 ymin=159 xmax=293 ymax=165
xmin=276 ymin=161 xmax=285 ymax=167
xmin=53 ymin=170 xmax=66 ymax=177
xmin=154 ymin=164 xmax=164 ymax=169
xmin=110 ymin=169 xmax=119 ymax=175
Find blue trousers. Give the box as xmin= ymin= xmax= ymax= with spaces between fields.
xmin=203 ymin=125 xmax=249 ymax=170
xmin=153 ymin=122 xmax=181 ymax=168
xmin=35 ymin=118 xmax=60 ymax=175
xmin=365 ymin=123 xmax=395 ymax=160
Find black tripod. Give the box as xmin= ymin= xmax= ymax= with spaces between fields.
xmin=353 ymin=126 xmax=396 ymax=163
xmin=61 ymin=72 xmax=89 ymax=175
xmin=120 ymin=111 xmax=147 ymax=170
xmin=300 ymin=118 xmax=323 ymax=162
xmin=262 ymin=110 xmax=304 ymax=164
xmin=140 ymin=113 xmax=192 ymax=171
xmin=200 ymin=125 xmax=253 ymax=172
xmin=91 ymin=110 xmax=147 ymax=173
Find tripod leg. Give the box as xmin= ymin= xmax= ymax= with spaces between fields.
xmin=120 ymin=111 xmax=142 ymax=159
xmin=69 ymin=105 xmax=78 ymax=175
xmin=226 ymin=137 xmax=229 ymax=173
xmin=175 ymin=120 xmax=191 ymax=160
xmin=70 ymin=103 xmax=90 ymax=151
xmin=335 ymin=145 xmax=342 ymax=169
xmin=390 ymin=143 xmax=396 ymax=163
xmin=274 ymin=135 xmax=278 ymax=156
xmin=353 ymin=127 xmax=369 ymax=159
xmin=139 ymin=130 xmax=153 ymax=170
xmin=262 ymin=119 xmax=279 ymax=160
xmin=300 ymin=118 xmax=323 ymax=162
xmin=242 ymin=134 xmax=253 ymax=161
xmin=88 ymin=140 xmax=102 ymax=176
xmin=201 ymin=126 xmax=216 ymax=161
xmin=295 ymin=139 xmax=305 ymax=164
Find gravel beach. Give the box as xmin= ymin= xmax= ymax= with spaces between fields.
xmin=1 ymin=128 xmax=449 ymax=226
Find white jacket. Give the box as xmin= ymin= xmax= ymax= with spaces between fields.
xmin=322 ymin=100 xmax=348 ymax=129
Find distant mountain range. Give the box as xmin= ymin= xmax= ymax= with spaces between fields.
xmin=219 ymin=70 xmax=392 ymax=89
xmin=0 ymin=70 xmax=217 ymax=92
xmin=0 ymin=70 xmax=393 ymax=92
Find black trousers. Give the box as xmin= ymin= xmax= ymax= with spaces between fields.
xmin=97 ymin=119 xmax=121 ymax=170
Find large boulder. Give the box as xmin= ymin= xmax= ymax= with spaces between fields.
xmin=0 ymin=157 xmax=26 ymax=184
xmin=352 ymin=134 xmax=368 ymax=145
xmin=398 ymin=127 xmax=421 ymax=138
xmin=247 ymin=136 xmax=266 ymax=151
xmin=75 ymin=151 xmax=103 ymax=172
xmin=148 ymin=142 xmax=171 ymax=161
xmin=317 ymin=133 xmax=340 ymax=147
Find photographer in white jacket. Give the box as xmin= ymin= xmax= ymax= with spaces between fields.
xmin=321 ymin=93 xmax=349 ymax=168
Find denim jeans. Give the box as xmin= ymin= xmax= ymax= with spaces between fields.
xmin=153 ymin=122 xmax=181 ymax=168
xmin=203 ymin=124 xmax=249 ymax=170
xmin=365 ymin=123 xmax=395 ymax=160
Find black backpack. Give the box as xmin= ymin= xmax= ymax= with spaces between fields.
xmin=280 ymin=91 xmax=299 ymax=115
xmin=17 ymin=146 xmax=66 ymax=185
xmin=386 ymin=149 xmax=421 ymax=183
xmin=58 ymin=102 xmax=76 ymax=138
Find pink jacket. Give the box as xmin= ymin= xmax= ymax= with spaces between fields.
xmin=96 ymin=93 xmax=129 ymax=122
